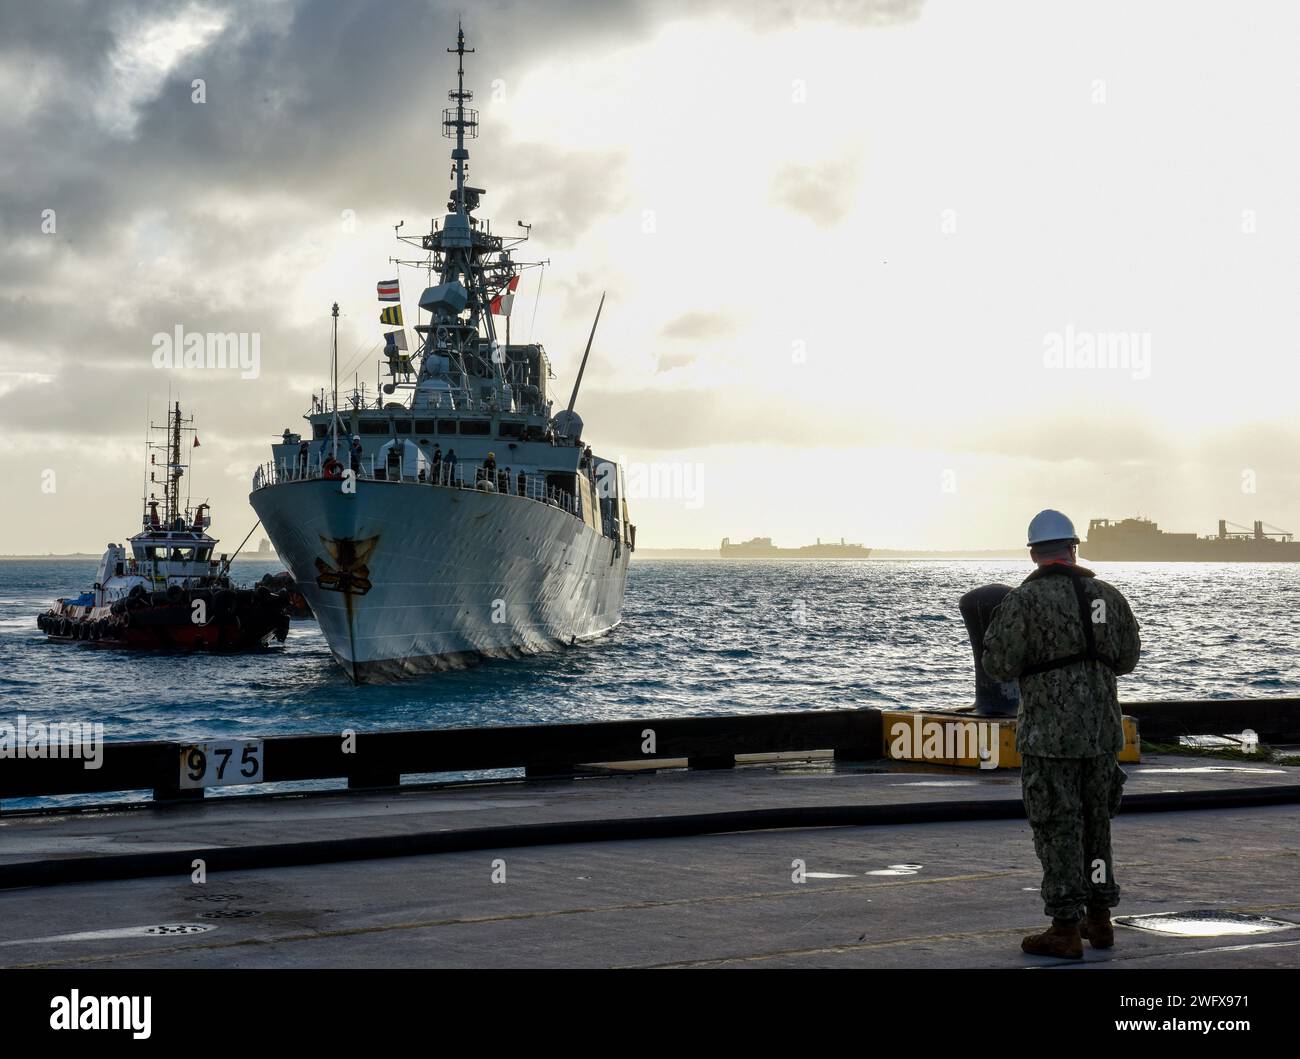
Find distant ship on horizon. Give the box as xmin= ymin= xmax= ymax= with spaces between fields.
xmin=719 ymin=536 xmax=872 ymax=559
xmin=1082 ymin=516 xmax=1300 ymax=562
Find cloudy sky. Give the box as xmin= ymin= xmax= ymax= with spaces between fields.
xmin=2 ymin=0 xmax=1298 ymax=554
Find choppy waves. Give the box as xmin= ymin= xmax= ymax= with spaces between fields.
xmin=1 ymin=558 xmax=1297 ymax=742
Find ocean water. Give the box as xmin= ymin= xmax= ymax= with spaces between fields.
xmin=1 ymin=557 xmax=1297 ymax=806
xmin=3 ymin=557 xmax=1296 ymax=737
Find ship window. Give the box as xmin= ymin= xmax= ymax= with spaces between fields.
xmin=460 ymin=419 xmax=491 ymax=435
xmin=359 ymin=420 xmax=391 ymax=435
xmin=313 ymin=423 xmax=327 ymax=439
xmin=499 ymin=420 xmax=524 ymax=438
xmin=394 ymin=420 xmax=412 ymax=434
xmin=169 ymin=547 xmax=196 ymax=561
xmin=414 ymin=419 xmax=437 ymax=434
xmin=437 ymin=420 xmax=458 ymax=435
xmin=195 ymin=548 xmax=211 ymax=562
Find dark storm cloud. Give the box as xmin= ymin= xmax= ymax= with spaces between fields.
xmin=0 ymin=0 xmax=921 ymax=241
xmin=0 ymin=0 xmax=922 ymax=444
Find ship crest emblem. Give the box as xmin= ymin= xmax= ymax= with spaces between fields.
xmin=315 ymin=535 xmax=378 ymax=596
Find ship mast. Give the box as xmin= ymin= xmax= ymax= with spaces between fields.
xmin=383 ymin=24 xmax=545 ymax=414
xmin=168 ymin=401 xmax=182 ymax=525
xmin=145 ymin=401 xmax=193 ymax=529
xmin=331 ymin=302 xmax=340 ymax=458
xmin=449 ymin=22 xmax=472 ymax=227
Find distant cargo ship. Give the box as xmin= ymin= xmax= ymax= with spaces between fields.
xmin=1082 ymin=517 xmax=1300 ymax=562
xmin=720 ymin=536 xmax=872 ymax=559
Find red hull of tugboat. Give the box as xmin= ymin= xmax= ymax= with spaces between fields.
xmin=37 ymin=591 xmax=290 ymax=652
xmin=43 ymin=622 xmax=281 ymax=651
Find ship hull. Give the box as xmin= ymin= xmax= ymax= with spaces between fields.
xmin=39 ymin=622 xmax=281 ymax=651
xmin=37 ymin=600 xmax=287 ymax=651
xmin=1081 ymin=541 xmax=1300 ymax=562
xmin=250 ymin=479 xmax=630 ymax=682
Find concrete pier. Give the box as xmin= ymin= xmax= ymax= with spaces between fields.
xmin=2 ymin=752 xmax=1297 ymax=968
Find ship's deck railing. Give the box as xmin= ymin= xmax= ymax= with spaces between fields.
xmin=306 ymin=388 xmax=526 ymax=416
xmin=252 ymin=455 xmax=583 ymax=520
xmin=311 ymin=392 xmax=469 ymax=414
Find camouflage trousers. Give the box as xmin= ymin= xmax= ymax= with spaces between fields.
xmin=1021 ymin=753 xmax=1125 ymax=921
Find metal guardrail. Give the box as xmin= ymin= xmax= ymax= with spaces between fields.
xmin=0 ymin=711 xmax=880 ymax=806
xmin=253 ymin=457 xmax=583 ymax=517
xmin=2 ymin=699 xmax=1297 ymax=809
xmin=1124 ymin=697 xmax=1300 ymax=742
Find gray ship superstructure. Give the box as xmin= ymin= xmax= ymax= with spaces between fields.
xmin=250 ymin=26 xmax=634 ymax=682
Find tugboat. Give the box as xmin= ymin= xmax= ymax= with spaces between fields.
xmin=37 ymin=402 xmax=291 ymax=650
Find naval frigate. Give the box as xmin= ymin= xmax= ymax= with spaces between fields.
xmin=249 ymin=26 xmax=634 ymax=682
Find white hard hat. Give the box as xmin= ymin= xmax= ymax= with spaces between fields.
xmin=1027 ymin=509 xmax=1078 ymax=546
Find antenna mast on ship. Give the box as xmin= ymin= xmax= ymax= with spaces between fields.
xmin=331 ymin=302 xmax=340 ymax=458
xmin=169 ymin=400 xmax=182 ymax=524
xmin=144 ymin=401 xmax=194 ymax=529
xmin=449 ymin=22 xmax=473 ymax=228
xmin=381 ymin=22 xmax=544 ymax=414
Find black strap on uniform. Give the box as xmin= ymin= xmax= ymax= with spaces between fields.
xmin=1020 ymin=566 xmax=1119 ymax=677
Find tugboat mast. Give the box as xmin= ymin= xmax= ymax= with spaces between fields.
xmin=144 ymin=401 xmax=193 ymax=529
xmin=168 ymin=400 xmax=183 ymax=525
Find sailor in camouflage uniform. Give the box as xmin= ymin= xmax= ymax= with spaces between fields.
xmin=983 ymin=509 xmax=1141 ymax=959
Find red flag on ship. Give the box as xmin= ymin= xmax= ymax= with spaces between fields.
xmin=377 ymin=279 xmax=400 ymax=302
xmin=489 ymin=275 xmax=519 ymax=317
xmin=193 ymin=436 xmax=201 ymax=447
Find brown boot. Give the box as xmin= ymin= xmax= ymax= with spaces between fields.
xmin=1079 ymin=907 xmax=1115 ymax=949
xmin=1021 ymin=919 xmax=1083 ymax=959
